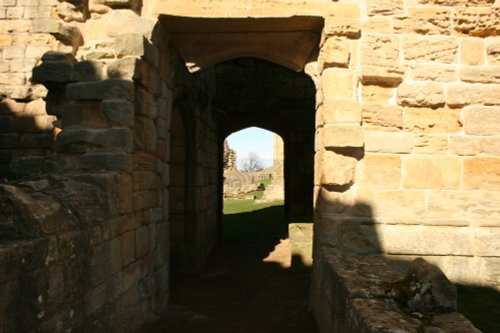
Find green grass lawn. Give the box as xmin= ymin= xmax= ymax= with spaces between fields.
xmin=247 ymin=190 xmax=264 ymax=199
xmin=223 ymin=199 xmax=285 ymax=240
xmin=259 ymin=178 xmax=272 ymax=187
xmin=246 ymin=178 xmax=273 ymax=199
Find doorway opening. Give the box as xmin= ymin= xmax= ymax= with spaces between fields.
xmin=223 ymin=127 xmax=285 ymax=241
xmin=160 ymin=55 xmax=318 ymax=332
xmin=215 ymin=58 xmax=315 ymax=235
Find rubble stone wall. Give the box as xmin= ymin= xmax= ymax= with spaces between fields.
xmin=0 ymin=173 xmax=168 ymax=332
xmin=1 ymin=1 xmax=219 ymax=331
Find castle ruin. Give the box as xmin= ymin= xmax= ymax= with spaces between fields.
xmin=0 ymin=0 xmax=499 ymax=331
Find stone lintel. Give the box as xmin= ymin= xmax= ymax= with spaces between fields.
xmin=153 ymin=2 xmax=359 ymax=19
xmin=160 ymin=15 xmax=324 ymax=33
xmin=161 ymin=16 xmax=324 ymax=72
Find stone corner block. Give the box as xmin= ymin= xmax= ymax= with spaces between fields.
xmin=33 ymin=19 xmax=83 ymax=47
xmin=56 ymin=128 xmax=133 ymax=152
xmin=113 ymin=33 xmax=147 ymax=58
xmin=324 ymin=19 xmax=361 ymax=39
xmin=101 ymin=100 xmax=134 ymax=127
xmin=323 ymin=98 xmax=362 ymax=125
xmin=321 ymin=37 xmax=350 ymax=69
xmin=107 ymin=57 xmax=138 ymax=80
xmin=321 ymin=150 xmax=357 ymax=187
xmin=73 ymin=61 xmax=104 ymax=82
xmin=66 ymin=79 xmax=135 ymax=101
xmin=32 ymin=62 xmax=73 ymax=84
xmin=323 ymin=125 xmax=364 ymax=148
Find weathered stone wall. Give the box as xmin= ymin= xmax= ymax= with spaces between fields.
xmin=314 ymin=0 xmax=500 ymax=292
xmin=172 ymin=68 xmax=219 ymax=275
xmin=1 ymin=0 xmax=499 ymax=332
xmin=0 ymin=172 xmax=167 ymax=332
xmin=1 ymin=1 xmax=219 ymax=331
xmin=223 ymin=169 xmax=273 ymax=198
xmin=310 ymin=246 xmax=481 ymax=333
xmin=0 ymin=0 xmax=60 ymax=178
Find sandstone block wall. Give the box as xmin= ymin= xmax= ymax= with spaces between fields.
xmin=315 ymin=0 xmax=500 ymax=291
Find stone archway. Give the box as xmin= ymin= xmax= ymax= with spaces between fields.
xmin=159 ymin=14 xmax=326 ymax=260
xmin=212 ymin=57 xmax=316 ymax=226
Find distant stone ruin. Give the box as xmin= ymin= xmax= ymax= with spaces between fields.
xmin=223 ymin=140 xmax=236 ymax=171
xmin=223 ymin=169 xmax=272 ymax=199
xmin=222 ymin=140 xmax=271 ymax=198
xmin=223 ymin=135 xmax=284 ymax=200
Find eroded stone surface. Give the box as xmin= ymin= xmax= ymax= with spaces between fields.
xmin=311 ymin=246 xmax=481 ymax=333
xmin=396 ymin=258 xmax=457 ymax=314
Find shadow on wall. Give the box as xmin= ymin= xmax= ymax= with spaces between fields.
xmin=313 ymin=195 xmax=500 ymax=333
xmin=1 ymin=48 xmax=128 ymax=180
xmin=0 ymin=98 xmax=57 ymax=179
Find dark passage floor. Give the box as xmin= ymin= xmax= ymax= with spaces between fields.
xmin=138 ymin=240 xmax=318 ymax=333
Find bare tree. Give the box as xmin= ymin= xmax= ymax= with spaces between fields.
xmin=241 ymin=152 xmax=263 ymax=172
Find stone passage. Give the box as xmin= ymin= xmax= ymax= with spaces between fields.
xmin=138 ymin=240 xmax=317 ymax=333
xmin=0 ymin=0 xmax=499 ymax=332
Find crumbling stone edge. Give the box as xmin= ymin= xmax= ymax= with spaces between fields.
xmin=310 ymin=245 xmax=481 ymax=333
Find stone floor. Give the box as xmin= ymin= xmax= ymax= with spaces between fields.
xmin=137 ymin=239 xmax=317 ymax=333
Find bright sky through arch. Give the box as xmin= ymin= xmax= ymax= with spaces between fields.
xmin=226 ymin=127 xmax=274 ymax=171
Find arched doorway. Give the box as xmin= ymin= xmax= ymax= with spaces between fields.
xmin=213 ymin=58 xmax=316 ymax=230
xmin=162 ymin=14 xmax=322 ymax=274
xmin=222 ymin=127 xmax=285 ymax=240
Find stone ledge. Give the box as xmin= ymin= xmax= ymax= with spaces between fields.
xmin=311 ymin=246 xmax=481 ymax=333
